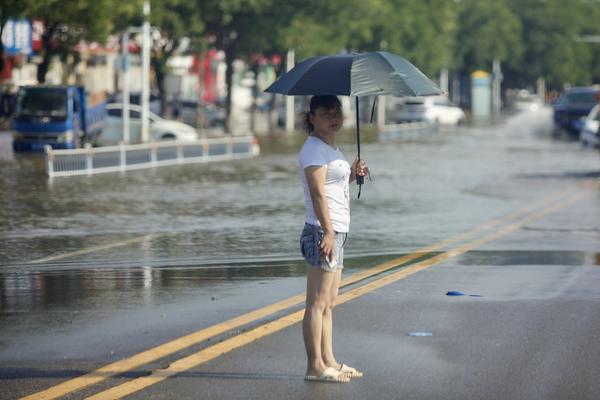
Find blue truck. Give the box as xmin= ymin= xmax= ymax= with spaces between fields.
xmin=12 ymin=85 xmax=106 ymax=151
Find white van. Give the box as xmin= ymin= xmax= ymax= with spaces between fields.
xmin=396 ymin=96 xmax=465 ymax=125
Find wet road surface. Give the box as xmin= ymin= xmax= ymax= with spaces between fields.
xmin=1 ymin=108 xmax=600 ymax=399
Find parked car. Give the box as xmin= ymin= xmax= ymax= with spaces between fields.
xmin=97 ymin=103 xmax=198 ymax=146
xmin=553 ymin=86 xmax=599 ymax=136
xmin=395 ymin=95 xmax=465 ymax=125
xmin=107 ymin=92 xmax=161 ymax=115
xmin=580 ymin=104 xmax=599 ymax=148
xmin=175 ymin=100 xmax=225 ymax=128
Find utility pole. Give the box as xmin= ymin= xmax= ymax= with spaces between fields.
xmin=121 ymin=19 xmax=158 ymax=144
xmin=537 ymin=78 xmax=546 ymax=105
xmin=377 ymin=96 xmax=386 ymax=130
xmin=141 ymin=0 xmax=151 ymax=143
xmin=285 ymin=49 xmax=295 ymax=133
xmin=122 ymin=32 xmax=130 ymax=144
xmin=492 ymin=59 xmax=502 ymax=115
xmin=439 ymin=68 xmax=449 ymax=95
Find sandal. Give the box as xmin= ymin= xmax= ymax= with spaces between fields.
xmin=305 ymin=367 xmax=351 ymax=383
xmin=339 ymin=363 xmax=363 ymax=378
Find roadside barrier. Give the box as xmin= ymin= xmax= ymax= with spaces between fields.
xmin=45 ymin=136 xmax=260 ymax=178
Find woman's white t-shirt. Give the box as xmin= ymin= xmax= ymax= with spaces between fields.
xmin=298 ymin=135 xmax=351 ymax=233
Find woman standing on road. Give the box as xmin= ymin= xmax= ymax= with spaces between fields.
xmin=299 ymin=95 xmax=368 ymax=383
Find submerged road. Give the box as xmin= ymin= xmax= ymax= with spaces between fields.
xmin=1 ymin=108 xmax=600 ymax=399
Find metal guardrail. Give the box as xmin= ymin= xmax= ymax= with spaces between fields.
xmin=45 ymin=136 xmax=260 ymax=178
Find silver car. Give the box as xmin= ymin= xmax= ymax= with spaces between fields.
xmin=98 ymin=103 xmax=199 ymax=146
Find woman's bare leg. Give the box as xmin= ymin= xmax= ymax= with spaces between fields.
xmin=321 ymin=269 xmax=342 ymax=369
xmin=303 ymin=267 xmax=337 ymax=375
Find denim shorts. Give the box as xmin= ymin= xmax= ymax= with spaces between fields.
xmin=299 ymin=223 xmax=347 ymax=272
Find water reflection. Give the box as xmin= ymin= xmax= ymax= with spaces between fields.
xmin=0 ymin=261 xmax=299 ymax=312
xmin=0 ymin=252 xmax=402 ymax=315
xmin=4 ymin=248 xmax=599 ymax=317
xmin=458 ymin=250 xmax=600 ymax=267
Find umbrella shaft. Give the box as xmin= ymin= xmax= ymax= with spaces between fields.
xmin=355 ymin=97 xmax=364 ymax=186
xmin=355 ymin=97 xmax=361 ymax=158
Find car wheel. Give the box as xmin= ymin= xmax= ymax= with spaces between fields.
xmin=160 ymin=133 xmax=177 ymax=141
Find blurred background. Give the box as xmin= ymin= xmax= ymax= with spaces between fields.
xmin=1 ymin=0 xmax=599 ymax=136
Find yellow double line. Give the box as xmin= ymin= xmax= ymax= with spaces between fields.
xmin=21 ymin=185 xmax=593 ymax=400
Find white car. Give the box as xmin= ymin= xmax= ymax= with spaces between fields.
xmin=396 ymin=96 xmax=465 ymax=125
xmin=98 ymin=103 xmax=199 ymax=146
xmin=580 ymin=104 xmax=599 ymax=148
xmin=513 ymin=94 xmax=543 ymax=112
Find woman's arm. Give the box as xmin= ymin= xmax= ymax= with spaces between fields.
xmin=305 ymin=166 xmax=335 ymax=259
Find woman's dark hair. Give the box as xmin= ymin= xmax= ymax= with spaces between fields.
xmin=302 ymin=95 xmax=342 ymax=133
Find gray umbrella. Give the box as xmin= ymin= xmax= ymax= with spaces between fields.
xmin=265 ymin=51 xmax=441 ymax=97
xmin=265 ymin=51 xmax=442 ymax=195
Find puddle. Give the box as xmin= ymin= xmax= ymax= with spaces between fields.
xmin=457 ymin=250 xmax=600 ymax=267
xmin=0 ymin=252 xmax=411 ymax=313
xmin=518 ymin=171 xmax=600 ymax=179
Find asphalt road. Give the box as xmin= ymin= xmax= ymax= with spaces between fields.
xmin=122 ymin=192 xmax=600 ymax=400
xmin=1 ymin=109 xmax=600 ymax=399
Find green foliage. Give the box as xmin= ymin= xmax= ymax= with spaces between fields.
xmin=145 ymin=0 xmax=206 ymax=114
xmin=197 ymin=0 xmax=286 ymax=56
xmin=279 ymin=0 xmax=458 ymax=77
xmin=10 ymin=0 xmax=600 ymax=88
xmin=20 ymin=0 xmax=143 ymax=82
xmin=373 ymin=0 xmax=458 ymax=76
xmin=508 ymin=0 xmax=599 ymax=88
xmin=281 ymin=0 xmax=376 ymax=60
xmin=27 ymin=0 xmax=133 ymax=43
xmin=0 ymin=0 xmax=33 ymax=27
xmin=149 ymin=0 xmax=204 ymax=48
xmin=144 ymin=0 xmax=205 ymax=75
xmin=455 ymin=0 xmax=523 ymax=71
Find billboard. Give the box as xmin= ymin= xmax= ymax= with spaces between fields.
xmin=2 ymin=18 xmax=32 ymax=56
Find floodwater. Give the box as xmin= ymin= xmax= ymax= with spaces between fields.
xmin=1 ymin=108 xmax=599 ymax=326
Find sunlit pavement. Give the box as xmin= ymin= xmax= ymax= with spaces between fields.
xmin=1 ymin=109 xmax=600 ymax=399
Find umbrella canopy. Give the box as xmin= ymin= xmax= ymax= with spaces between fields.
xmin=265 ymin=51 xmax=441 ymax=197
xmin=265 ymin=51 xmax=441 ymax=97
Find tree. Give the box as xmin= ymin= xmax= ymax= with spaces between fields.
xmin=198 ymin=0 xmax=293 ymax=133
xmin=455 ymin=0 xmax=523 ymax=73
xmin=277 ymin=0 xmax=457 ymax=122
xmin=280 ymin=0 xmax=376 ymax=60
xmin=138 ymin=0 xmax=205 ymax=116
xmin=368 ymin=0 xmax=458 ymax=77
xmin=280 ymin=0 xmax=457 ymax=82
xmin=26 ymin=0 xmax=139 ymax=84
xmin=508 ymin=0 xmax=598 ymax=89
xmin=580 ymin=0 xmax=600 ymax=84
